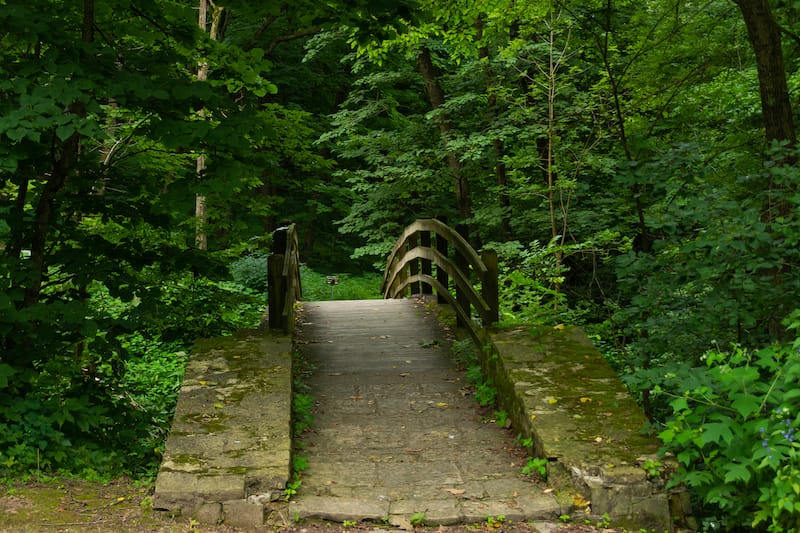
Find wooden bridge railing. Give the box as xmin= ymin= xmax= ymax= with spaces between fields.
xmin=382 ymin=218 xmax=499 ymax=328
xmin=268 ymin=223 xmax=302 ymax=333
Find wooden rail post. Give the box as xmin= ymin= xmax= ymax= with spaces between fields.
xmin=481 ymin=249 xmax=499 ymax=324
xmin=268 ymin=227 xmax=287 ymax=331
xmin=436 ymin=220 xmax=449 ymax=305
xmin=420 ymin=230 xmax=433 ymax=295
xmin=455 ymin=224 xmax=470 ymax=328
xmin=409 ymin=231 xmax=420 ymax=295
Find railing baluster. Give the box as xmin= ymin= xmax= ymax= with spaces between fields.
xmin=409 ymin=231 xmax=420 ymax=295
xmin=420 ymin=230 xmax=433 ymax=295
xmin=435 ymin=225 xmax=449 ymax=305
xmin=455 ymin=224 xmax=470 ymax=329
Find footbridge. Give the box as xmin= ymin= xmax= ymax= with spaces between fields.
xmin=153 ymin=219 xmax=691 ymax=531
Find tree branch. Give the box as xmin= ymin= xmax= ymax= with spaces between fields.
xmin=264 ymin=26 xmax=321 ymax=56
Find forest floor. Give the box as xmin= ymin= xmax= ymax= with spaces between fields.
xmin=0 ymin=477 xmax=626 ymax=533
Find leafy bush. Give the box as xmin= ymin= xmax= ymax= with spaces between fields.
xmin=658 ymin=321 xmax=800 ymax=532
xmin=229 ymin=253 xmax=269 ymax=293
xmin=133 ymin=276 xmax=265 ymax=340
xmin=484 ymin=239 xmax=572 ymax=326
xmin=0 ymin=276 xmax=263 ymax=480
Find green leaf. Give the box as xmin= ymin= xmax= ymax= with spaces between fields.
xmin=670 ymin=396 xmax=689 ymax=412
xmin=55 ymin=123 xmax=75 ymax=141
xmin=700 ymin=422 xmax=734 ymax=446
xmin=0 ymin=364 xmax=16 ymax=389
xmin=658 ymin=427 xmax=675 ymax=444
xmin=731 ymin=394 xmax=761 ymax=419
xmin=723 ymin=462 xmax=752 ymax=483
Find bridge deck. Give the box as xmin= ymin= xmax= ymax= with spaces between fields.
xmin=290 ymin=298 xmax=560 ymax=527
xmin=152 ymin=297 xmax=683 ymax=530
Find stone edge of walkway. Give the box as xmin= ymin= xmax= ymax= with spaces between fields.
xmin=152 ymin=329 xmax=293 ymax=528
xmin=483 ymin=323 xmax=693 ymax=532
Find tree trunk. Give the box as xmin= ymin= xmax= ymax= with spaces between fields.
xmin=416 ymin=46 xmax=473 ymax=225
xmin=195 ymin=0 xmax=224 ymax=250
xmin=734 ymin=0 xmax=796 ymax=146
xmin=23 ymin=0 xmax=93 ymax=307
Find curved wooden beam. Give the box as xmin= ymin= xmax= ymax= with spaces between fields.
xmin=382 ymin=218 xmax=486 ymax=294
xmin=383 ymin=246 xmax=490 ymax=317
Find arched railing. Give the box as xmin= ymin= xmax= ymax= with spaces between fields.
xmin=268 ymin=223 xmax=302 ymax=333
xmin=382 ymin=218 xmax=498 ymax=328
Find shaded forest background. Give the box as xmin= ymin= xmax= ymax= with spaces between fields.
xmin=1 ymin=1 xmax=798 ymax=530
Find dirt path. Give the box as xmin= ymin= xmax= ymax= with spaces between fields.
xmin=0 ymin=478 xmax=622 ymax=532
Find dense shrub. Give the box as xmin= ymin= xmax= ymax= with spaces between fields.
xmin=658 ymin=318 xmax=800 ymax=532
xmin=229 ymin=253 xmax=270 ymax=293
xmin=0 ymin=277 xmax=264 ymax=480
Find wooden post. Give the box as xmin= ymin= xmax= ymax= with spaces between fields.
xmin=268 ymin=253 xmax=285 ymax=331
xmin=436 ymin=219 xmax=449 ymax=304
xmin=420 ymin=230 xmax=433 ymax=294
xmin=268 ymin=226 xmax=289 ymax=331
xmin=455 ymin=224 xmax=470 ymax=328
xmin=481 ymin=249 xmax=499 ymax=325
xmin=409 ymin=232 xmax=420 ymax=295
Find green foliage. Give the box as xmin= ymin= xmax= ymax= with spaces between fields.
xmin=135 ymin=276 xmax=265 ymax=341
xmin=474 ymin=380 xmax=497 ymax=408
xmin=292 ymin=393 xmax=315 ymax=436
xmin=409 ymin=511 xmax=427 ymax=527
xmin=299 ymin=266 xmax=382 ymax=301
xmin=484 ymin=240 xmax=571 ymax=325
xmin=283 ymin=478 xmax=301 ymax=501
xmin=229 ymin=253 xmax=269 ymax=293
xmin=0 ymin=331 xmax=189 ymax=480
xmin=658 ymin=334 xmax=800 ymax=531
xmin=521 ymin=457 xmax=548 ymax=479
xmin=0 ymin=273 xmax=262 ymax=479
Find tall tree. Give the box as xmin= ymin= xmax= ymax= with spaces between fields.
xmin=733 ymin=0 xmax=796 ymax=146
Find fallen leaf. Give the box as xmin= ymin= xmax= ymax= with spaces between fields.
xmin=547 ymin=398 xmax=558 ymax=405
xmin=199 ymin=381 xmax=207 ymax=385
xmin=213 ymin=403 xmax=224 ymax=409
xmin=530 ymin=414 xmax=537 ymax=420
xmin=553 ymin=324 xmax=565 ymax=330
xmin=350 ymin=395 xmax=364 ymax=400
xmin=572 ymin=494 xmax=591 ymax=507
xmin=579 ymin=397 xmax=592 ymax=403
xmin=594 ymin=436 xmax=603 ymax=443
xmin=436 ymin=402 xmax=448 ymax=408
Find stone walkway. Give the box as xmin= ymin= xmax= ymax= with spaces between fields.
xmin=290 ymin=299 xmax=561 ymax=529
